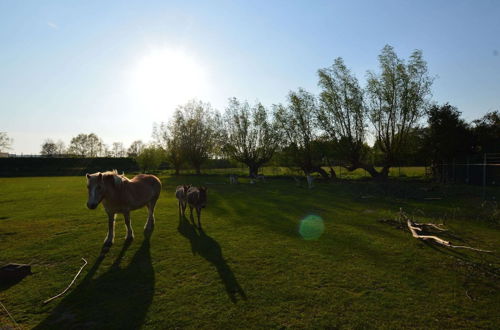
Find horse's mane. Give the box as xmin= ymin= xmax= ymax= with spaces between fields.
xmin=102 ymin=169 xmax=130 ymax=187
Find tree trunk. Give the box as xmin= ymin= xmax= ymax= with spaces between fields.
xmin=248 ymin=164 xmax=259 ymax=178
xmin=195 ymin=165 xmax=201 ymax=175
xmin=361 ymin=164 xmax=382 ymax=178
xmin=310 ymin=166 xmax=330 ymax=179
xmin=174 ymin=166 xmax=180 ymax=175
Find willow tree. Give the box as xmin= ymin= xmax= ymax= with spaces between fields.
xmin=366 ymin=45 xmax=433 ymax=177
xmin=274 ymin=88 xmax=329 ymax=178
xmin=176 ymin=100 xmax=220 ymax=175
xmin=223 ymin=98 xmax=280 ymax=177
xmin=317 ymin=57 xmax=371 ymax=174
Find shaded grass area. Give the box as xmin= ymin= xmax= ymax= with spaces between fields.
xmin=163 ymin=165 xmax=428 ymax=179
xmin=0 ymin=175 xmax=498 ymax=328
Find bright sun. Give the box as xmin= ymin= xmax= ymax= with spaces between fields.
xmin=129 ymin=48 xmax=208 ymax=116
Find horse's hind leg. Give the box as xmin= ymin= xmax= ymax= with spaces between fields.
xmin=189 ymin=205 xmax=194 ymax=224
xmin=104 ymin=212 xmax=116 ymax=246
xmin=196 ymin=207 xmax=202 ymax=229
xmin=145 ymin=198 xmax=157 ymax=231
xmin=182 ymin=201 xmax=187 ymax=216
xmin=124 ymin=211 xmax=134 ymax=241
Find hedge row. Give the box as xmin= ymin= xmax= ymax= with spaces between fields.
xmin=0 ymin=157 xmax=140 ymax=177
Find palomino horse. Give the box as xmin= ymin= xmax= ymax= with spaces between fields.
xmin=86 ymin=170 xmax=161 ymax=246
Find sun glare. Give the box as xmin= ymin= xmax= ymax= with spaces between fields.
xmin=129 ymin=48 xmax=208 ymax=116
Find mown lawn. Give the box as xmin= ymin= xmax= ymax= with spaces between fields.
xmin=168 ymin=166 xmax=428 ymax=180
xmin=0 ymin=175 xmax=499 ymax=329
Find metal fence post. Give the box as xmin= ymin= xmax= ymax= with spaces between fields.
xmin=483 ymin=153 xmax=487 ymax=200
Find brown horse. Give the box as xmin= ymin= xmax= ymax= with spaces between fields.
xmin=86 ymin=170 xmax=161 ymax=246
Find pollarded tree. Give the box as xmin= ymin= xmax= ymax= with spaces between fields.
xmin=223 ymin=98 xmax=280 ymax=177
xmin=366 ymin=45 xmax=433 ymax=177
xmin=0 ymin=132 xmax=13 ymax=153
xmin=317 ymin=57 xmax=369 ymax=172
xmin=274 ymin=88 xmax=330 ymax=178
xmin=41 ymin=139 xmax=58 ymax=157
xmin=176 ymin=100 xmax=220 ymax=175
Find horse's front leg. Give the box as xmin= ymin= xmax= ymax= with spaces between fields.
xmin=124 ymin=211 xmax=134 ymax=241
xmin=104 ymin=212 xmax=115 ymax=246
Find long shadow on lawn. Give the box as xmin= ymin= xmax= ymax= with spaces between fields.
xmin=35 ymin=232 xmax=155 ymax=329
xmin=177 ymin=215 xmax=246 ymax=303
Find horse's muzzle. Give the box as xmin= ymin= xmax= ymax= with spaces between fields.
xmin=87 ymin=202 xmax=98 ymax=210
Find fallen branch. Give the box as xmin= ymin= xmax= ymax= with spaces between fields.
xmin=44 ymin=258 xmax=88 ymax=304
xmin=401 ymin=209 xmax=492 ymax=253
xmin=412 ymin=222 xmax=447 ymax=231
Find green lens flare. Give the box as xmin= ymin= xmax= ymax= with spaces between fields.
xmin=299 ymin=215 xmax=325 ymax=240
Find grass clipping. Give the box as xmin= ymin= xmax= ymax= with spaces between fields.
xmin=399 ymin=209 xmax=492 ymax=253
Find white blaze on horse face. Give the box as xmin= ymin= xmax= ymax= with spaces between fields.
xmin=87 ymin=177 xmax=103 ymax=209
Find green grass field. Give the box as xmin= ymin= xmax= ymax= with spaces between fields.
xmin=0 ymin=174 xmax=499 ymax=329
xmin=168 ymin=166 xmax=428 ymax=179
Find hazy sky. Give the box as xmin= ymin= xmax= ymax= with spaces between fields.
xmin=1 ymin=0 xmax=499 ymax=154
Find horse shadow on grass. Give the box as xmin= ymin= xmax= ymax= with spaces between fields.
xmin=35 ymin=231 xmax=154 ymax=329
xmin=177 ymin=215 xmax=246 ymax=303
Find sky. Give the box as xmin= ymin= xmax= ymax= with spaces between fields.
xmin=1 ymin=0 xmax=499 ymax=154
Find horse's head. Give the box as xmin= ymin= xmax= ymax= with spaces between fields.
xmin=85 ymin=172 xmax=106 ymax=209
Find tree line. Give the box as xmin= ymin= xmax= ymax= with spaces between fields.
xmin=152 ymin=45 xmax=498 ymax=178
xmin=2 ymin=45 xmax=498 ymax=178
xmin=38 ymin=135 xmax=147 ymax=158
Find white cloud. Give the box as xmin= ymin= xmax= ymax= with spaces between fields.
xmin=47 ymin=21 xmax=58 ymax=29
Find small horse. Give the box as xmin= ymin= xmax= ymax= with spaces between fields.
xmin=86 ymin=170 xmax=161 ymax=246
xmin=175 ymin=184 xmax=191 ymax=216
xmin=186 ymin=186 xmax=208 ymax=228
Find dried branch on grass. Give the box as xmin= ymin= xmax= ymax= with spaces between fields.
xmin=400 ymin=209 xmax=492 ymax=253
